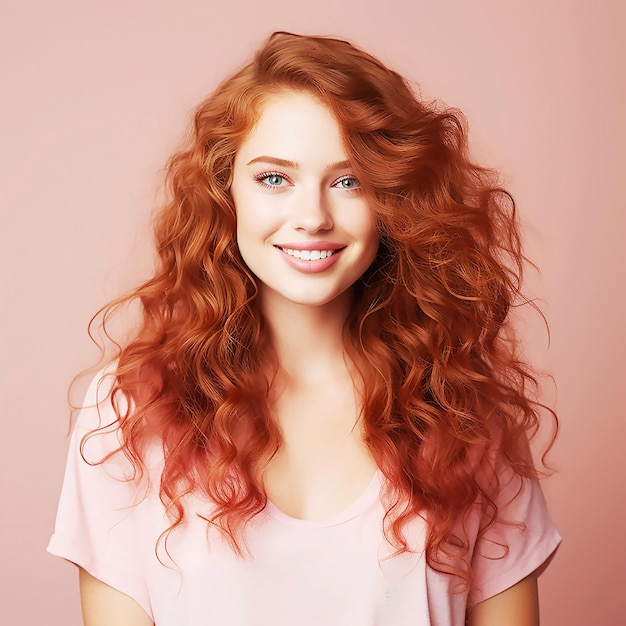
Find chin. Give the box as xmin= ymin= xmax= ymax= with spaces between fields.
xmin=261 ymin=284 xmax=352 ymax=310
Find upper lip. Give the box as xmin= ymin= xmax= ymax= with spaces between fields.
xmin=274 ymin=242 xmax=345 ymax=251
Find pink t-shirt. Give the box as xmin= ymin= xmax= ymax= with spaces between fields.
xmin=48 ymin=374 xmax=561 ymax=625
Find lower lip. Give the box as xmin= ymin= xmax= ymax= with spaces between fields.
xmin=276 ymin=247 xmax=343 ymax=273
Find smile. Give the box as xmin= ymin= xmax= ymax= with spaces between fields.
xmin=274 ymin=244 xmax=346 ymax=273
xmin=279 ymin=248 xmax=338 ymax=260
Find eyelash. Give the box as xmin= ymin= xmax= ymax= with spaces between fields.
xmin=254 ymin=171 xmax=290 ymax=189
xmin=333 ymin=175 xmax=360 ymax=191
xmin=253 ymin=171 xmax=361 ymax=192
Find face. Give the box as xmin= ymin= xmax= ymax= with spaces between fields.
xmin=230 ymin=91 xmax=379 ymax=312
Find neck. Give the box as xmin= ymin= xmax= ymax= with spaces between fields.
xmin=261 ymin=290 xmax=352 ymax=385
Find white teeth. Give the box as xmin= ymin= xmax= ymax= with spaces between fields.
xmin=281 ymin=248 xmax=336 ymax=260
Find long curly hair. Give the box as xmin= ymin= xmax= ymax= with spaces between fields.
xmin=86 ymin=31 xmax=556 ymax=584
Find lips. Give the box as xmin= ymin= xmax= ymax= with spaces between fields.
xmin=274 ymin=243 xmax=346 ymax=273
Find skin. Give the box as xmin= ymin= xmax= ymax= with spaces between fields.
xmin=79 ymin=568 xmax=152 ymax=626
xmin=78 ymin=91 xmax=541 ymax=625
xmin=468 ymin=572 xmax=540 ymax=626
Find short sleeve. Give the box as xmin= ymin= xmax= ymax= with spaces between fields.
xmin=47 ymin=372 xmax=154 ymax=620
xmin=468 ymin=454 xmax=562 ymax=606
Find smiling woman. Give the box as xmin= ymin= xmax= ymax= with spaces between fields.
xmin=231 ymin=91 xmax=379 ymax=309
xmin=48 ymin=32 xmax=560 ymax=626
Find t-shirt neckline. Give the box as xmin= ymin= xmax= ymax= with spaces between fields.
xmin=265 ymin=469 xmax=382 ymax=528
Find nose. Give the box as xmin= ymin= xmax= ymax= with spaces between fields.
xmin=290 ymin=188 xmax=333 ymax=233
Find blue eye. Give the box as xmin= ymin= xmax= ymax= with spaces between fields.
xmin=256 ymin=172 xmax=288 ymax=187
xmin=334 ymin=176 xmax=360 ymax=190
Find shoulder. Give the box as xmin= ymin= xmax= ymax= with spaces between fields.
xmin=467 ymin=450 xmax=561 ymax=606
xmin=48 ymin=367 xmax=161 ymax=620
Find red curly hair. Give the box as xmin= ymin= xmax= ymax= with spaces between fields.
xmin=86 ymin=32 xmax=556 ymax=585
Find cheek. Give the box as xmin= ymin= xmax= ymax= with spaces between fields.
xmin=360 ymin=218 xmax=381 ymax=268
xmin=236 ymin=208 xmax=278 ymax=245
xmin=233 ymin=187 xmax=259 ymax=239
xmin=357 ymin=212 xmax=380 ymax=250
xmin=234 ymin=197 xmax=283 ymax=253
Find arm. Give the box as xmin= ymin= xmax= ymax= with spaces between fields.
xmin=79 ymin=568 xmax=154 ymax=626
xmin=467 ymin=571 xmax=539 ymax=626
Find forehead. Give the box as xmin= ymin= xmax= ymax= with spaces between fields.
xmin=235 ymin=91 xmax=348 ymax=165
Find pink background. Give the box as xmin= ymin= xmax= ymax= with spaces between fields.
xmin=1 ymin=1 xmax=624 ymax=624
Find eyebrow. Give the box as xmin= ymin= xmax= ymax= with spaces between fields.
xmin=246 ymin=156 xmax=353 ymax=171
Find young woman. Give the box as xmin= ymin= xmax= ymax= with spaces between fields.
xmin=49 ymin=32 xmax=561 ymax=625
